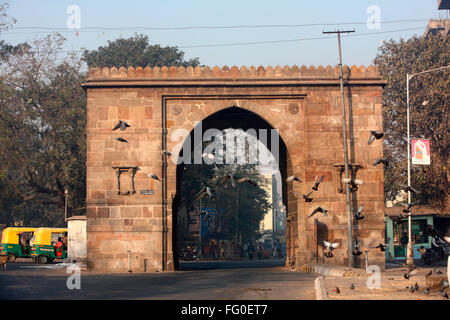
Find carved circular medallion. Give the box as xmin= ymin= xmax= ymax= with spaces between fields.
xmin=170 ymin=104 xmax=182 ymax=115
xmin=288 ymin=103 xmax=299 ymax=114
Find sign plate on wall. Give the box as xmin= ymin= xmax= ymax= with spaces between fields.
xmin=140 ymin=190 xmax=155 ymax=195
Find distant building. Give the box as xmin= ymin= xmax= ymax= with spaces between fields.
xmin=424 ymin=0 xmax=450 ymax=37
xmin=260 ymin=174 xmax=273 ymax=232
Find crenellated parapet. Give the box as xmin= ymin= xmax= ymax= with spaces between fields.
xmin=87 ymin=65 xmax=381 ymax=80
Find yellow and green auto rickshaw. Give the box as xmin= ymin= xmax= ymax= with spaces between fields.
xmin=0 ymin=227 xmax=37 ymax=262
xmin=30 ymin=228 xmax=68 ymax=264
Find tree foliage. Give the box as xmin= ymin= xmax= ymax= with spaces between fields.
xmin=0 ymin=34 xmax=86 ymax=226
xmin=373 ymin=33 xmax=449 ymax=212
xmin=82 ymin=34 xmax=200 ymax=68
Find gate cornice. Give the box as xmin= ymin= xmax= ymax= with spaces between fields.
xmin=82 ymin=65 xmax=386 ymax=88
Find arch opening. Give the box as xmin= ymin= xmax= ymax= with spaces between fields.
xmin=171 ymin=107 xmax=296 ymax=270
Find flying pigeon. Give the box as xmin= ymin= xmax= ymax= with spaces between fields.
xmin=354 ymin=205 xmax=364 ymax=220
xmin=148 ymin=173 xmax=161 ymax=182
xmin=116 ymin=137 xmax=128 ymax=143
xmin=303 ymin=191 xmax=313 ymax=202
xmin=409 ymin=286 xmax=415 ymax=293
xmin=235 ymin=176 xmax=258 ymax=188
xmin=373 ymin=158 xmax=389 ymax=167
xmin=113 ymin=120 xmax=130 ymax=131
xmin=195 ymin=187 xmax=216 ymax=200
xmin=323 ymin=240 xmax=339 ymax=252
xmin=162 ymin=150 xmax=172 ymax=157
xmin=414 ymin=282 xmax=419 ymax=291
xmin=286 ymin=176 xmax=302 ymax=183
xmin=424 ymin=287 xmax=430 ymax=295
xmin=425 ymin=271 xmax=432 ymax=277
xmin=308 ymin=207 xmax=328 ymax=218
xmin=434 ymin=269 xmax=443 ymax=275
xmin=352 ymin=240 xmax=362 ymax=256
xmin=374 ymin=243 xmax=386 ymax=252
xmin=368 ymin=131 xmax=384 ymax=145
xmin=342 ymin=178 xmax=363 ymax=192
xmin=402 ymin=200 xmax=421 ymax=213
xmin=403 ymin=265 xmax=417 ymax=280
xmin=217 ymin=174 xmax=236 ymax=188
xmin=350 ymin=283 xmax=355 ymax=290
xmin=397 ymin=183 xmax=420 ymax=195
xmin=312 ymin=175 xmax=325 ymax=191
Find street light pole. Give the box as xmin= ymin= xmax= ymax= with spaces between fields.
xmin=64 ymin=188 xmax=68 ymax=221
xmin=405 ymin=65 xmax=450 ymax=266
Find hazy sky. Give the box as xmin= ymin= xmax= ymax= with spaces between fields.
xmin=2 ymin=1 xmax=441 ymax=67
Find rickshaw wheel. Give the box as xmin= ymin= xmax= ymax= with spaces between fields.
xmin=38 ymin=255 xmax=48 ymax=264
xmin=7 ymin=253 xmax=16 ymax=263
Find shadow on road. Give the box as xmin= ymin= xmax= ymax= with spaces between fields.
xmin=178 ymin=258 xmax=286 ymax=271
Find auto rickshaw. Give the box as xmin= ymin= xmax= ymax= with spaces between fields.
xmin=0 ymin=227 xmax=37 ymax=262
xmin=30 ymin=228 xmax=68 ymax=264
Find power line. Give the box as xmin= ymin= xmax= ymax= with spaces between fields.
xmin=16 ymin=26 xmax=425 ymax=53
xmin=178 ymin=27 xmax=424 ymax=49
xmin=3 ymin=18 xmax=430 ymax=34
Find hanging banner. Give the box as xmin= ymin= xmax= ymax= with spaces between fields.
xmin=411 ymin=139 xmax=430 ymax=165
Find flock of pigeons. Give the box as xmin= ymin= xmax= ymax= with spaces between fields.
xmin=193 ymin=173 xmax=258 ymax=202
xmin=289 ymin=130 xmax=387 ymax=258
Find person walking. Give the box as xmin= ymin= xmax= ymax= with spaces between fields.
xmin=258 ymin=242 xmax=263 ymax=260
xmin=248 ymin=241 xmax=254 ymax=260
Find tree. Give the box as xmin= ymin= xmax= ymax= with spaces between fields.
xmin=0 ymin=33 xmax=86 ymax=226
xmin=177 ymin=129 xmax=271 ymax=242
xmin=373 ymin=33 xmax=449 ymax=212
xmin=82 ymin=33 xmax=200 ymax=68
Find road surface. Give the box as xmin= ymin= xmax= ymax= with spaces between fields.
xmin=0 ymin=259 xmax=316 ymax=300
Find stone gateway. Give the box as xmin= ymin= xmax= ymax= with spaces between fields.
xmin=83 ymin=65 xmax=386 ymax=273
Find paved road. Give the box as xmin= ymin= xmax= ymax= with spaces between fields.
xmin=0 ymin=259 xmax=316 ymax=300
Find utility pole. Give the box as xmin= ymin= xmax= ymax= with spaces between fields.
xmin=323 ymin=29 xmax=355 ymax=267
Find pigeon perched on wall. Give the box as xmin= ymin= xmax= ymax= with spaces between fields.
xmin=308 ymin=207 xmax=328 ymax=218
xmin=368 ymin=131 xmax=384 ymax=145
xmin=312 ymin=175 xmax=325 ymax=191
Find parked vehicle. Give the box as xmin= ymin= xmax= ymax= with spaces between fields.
xmin=30 ymin=228 xmax=68 ymax=264
xmin=0 ymin=227 xmax=37 ymax=262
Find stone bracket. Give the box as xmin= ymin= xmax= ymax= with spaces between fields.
xmin=113 ymin=166 xmax=138 ymax=195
